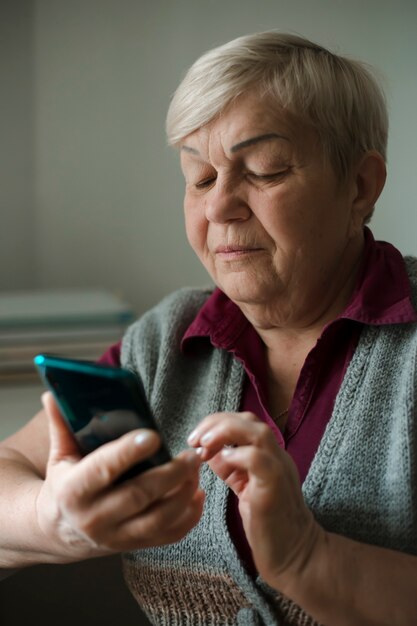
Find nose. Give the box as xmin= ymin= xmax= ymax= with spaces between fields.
xmin=205 ymin=177 xmax=251 ymax=224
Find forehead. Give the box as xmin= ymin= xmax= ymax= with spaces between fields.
xmin=180 ymin=92 xmax=315 ymax=161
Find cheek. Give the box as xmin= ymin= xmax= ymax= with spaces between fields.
xmin=252 ymin=188 xmax=307 ymax=243
xmin=264 ymin=185 xmax=336 ymax=238
xmin=184 ymin=202 xmax=208 ymax=258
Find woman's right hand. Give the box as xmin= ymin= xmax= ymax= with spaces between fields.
xmin=35 ymin=392 xmax=204 ymax=563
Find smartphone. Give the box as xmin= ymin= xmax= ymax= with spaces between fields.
xmin=34 ymin=354 xmax=171 ymax=481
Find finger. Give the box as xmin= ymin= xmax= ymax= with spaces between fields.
xmin=43 ymin=392 xmax=81 ymax=466
xmin=187 ymin=411 xmax=259 ymax=446
xmin=190 ymin=415 xmax=278 ymax=461
xmin=220 ymin=445 xmax=300 ymax=493
xmin=64 ymin=429 xmax=164 ymax=500
xmin=84 ymin=449 xmax=201 ymax=525
xmin=68 ymin=474 xmax=202 ymax=550
xmin=117 ymin=485 xmax=205 ymax=550
xmin=206 ymin=452 xmax=249 ymax=492
xmin=220 ymin=445 xmax=275 ymax=484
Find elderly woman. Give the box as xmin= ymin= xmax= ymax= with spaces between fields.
xmin=1 ymin=32 xmax=416 ymax=626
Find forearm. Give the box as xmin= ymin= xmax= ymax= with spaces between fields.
xmin=0 ymin=448 xmax=57 ymax=568
xmin=278 ymin=530 xmax=417 ymax=626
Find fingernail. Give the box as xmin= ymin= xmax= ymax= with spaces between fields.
xmin=200 ymin=431 xmax=213 ymax=445
xmin=134 ymin=431 xmax=152 ymax=445
xmin=187 ymin=428 xmax=199 ymax=444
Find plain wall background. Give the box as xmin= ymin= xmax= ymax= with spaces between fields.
xmin=1 ymin=0 xmax=417 ymax=316
xmin=0 ymin=0 xmax=35 ymax=290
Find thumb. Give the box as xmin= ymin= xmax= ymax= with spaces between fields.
xmin=42 ymin=391 xmax=81 ymax=466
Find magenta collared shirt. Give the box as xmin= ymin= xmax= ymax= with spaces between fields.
xmin=99 ymin=228 xmax=417 ymax=576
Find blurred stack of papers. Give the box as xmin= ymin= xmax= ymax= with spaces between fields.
xmin=0 ymin=289 xmax=135 ymax=382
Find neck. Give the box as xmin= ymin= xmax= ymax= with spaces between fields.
xmin=242 ymin=235 xmax=365 ymax=415
xmin=240 ymin=234 xmax=365 ymax=347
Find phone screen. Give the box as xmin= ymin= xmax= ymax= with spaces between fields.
xmin=34 ymin=354 xmax=171 ymax=479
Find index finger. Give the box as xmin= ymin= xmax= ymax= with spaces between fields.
xmin=66 ymin=428 xmax=163 ymax=499
xmin=187 ymin=412 xmax=278 ymax=460
xmin=187 ymin=411 xmax=259 ymax=446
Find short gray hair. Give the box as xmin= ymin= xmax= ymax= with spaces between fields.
xmin=166 ymin=31 xmax=388 ymax=182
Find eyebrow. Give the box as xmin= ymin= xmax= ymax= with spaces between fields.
xmin=181 ymin=132 xmax=289 ymax=157
xmin=230 ymin=133 xmax=290 ymax=153
xmin=181 ymin=145 xmax=200 ymax=155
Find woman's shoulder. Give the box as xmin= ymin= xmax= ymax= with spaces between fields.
xmin=152 ymin=285 xmax=214 ymax=316
xmin=135 ymin=285 xmax=214 ymax=330
xmin=404 ymin=256 xmax=417 ymax=281
xmin=121 ymin=286 xmax=214 ymax=363
xmin=403 ymin=256 xmax=417 ymax=307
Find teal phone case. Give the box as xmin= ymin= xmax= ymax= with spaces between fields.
xmin=34 ymin=354 xmax=170 ymax=479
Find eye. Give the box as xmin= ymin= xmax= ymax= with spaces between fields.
xmin=248 ymin=169 xmax=289 ymax=182
xmin=195 ymin=176 xmax=217 ymax=190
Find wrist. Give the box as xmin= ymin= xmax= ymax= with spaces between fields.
xmin=34 ymin=480 xmax=93 ymax=564
xmin=269 ymin=519 xmax=328 ymax=601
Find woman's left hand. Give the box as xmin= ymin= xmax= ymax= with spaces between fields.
xmin=187 ymin=411 xmax=324 ymax=589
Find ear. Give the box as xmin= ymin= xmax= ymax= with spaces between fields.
xmin=350 ymin=151 xmax=386 ymax=232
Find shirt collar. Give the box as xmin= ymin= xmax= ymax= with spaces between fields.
xmin=341 ymin=227 xmax=417 ymax=325
xmin=182 ymin=288 xmax=249 ymax=351
xmin=182 ymin=227 xmax=417 ymax=351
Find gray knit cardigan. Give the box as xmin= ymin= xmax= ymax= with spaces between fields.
xmin=120 ymin=260 xmax=417 ymax=626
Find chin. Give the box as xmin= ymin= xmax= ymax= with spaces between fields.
xmin=218 ymin=277 xmax=269 ymax=306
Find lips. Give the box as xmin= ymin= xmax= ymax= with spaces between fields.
xmin=213 ymin=245 xmax=264 ymax=262
xmin=215 ymin=245 xmax=262 ymax=254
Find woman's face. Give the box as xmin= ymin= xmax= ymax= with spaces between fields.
xmin=180 ymin=93 xmax=365 ymax=328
